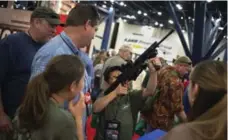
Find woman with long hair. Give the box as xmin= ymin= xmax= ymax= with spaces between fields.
xmin=12 ymin=55 xmax=86 ymax=140
xmin=163 ymin=60 xmax=227 ymax=140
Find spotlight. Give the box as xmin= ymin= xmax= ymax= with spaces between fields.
xmin=207 ymin=0 xmax=212 ymax=3
xmin=181 ymin=16 xmax=184 ymax=19
xmin=120 ymin=2 xmax=124 ymax=6
xmin=168 ymin=20 xmax=174 ymax=24
xmin=157 ymin=12 xmax=162 ymax=16
xmin=155 ymin=22 xmax=159 ymax=26
xmin=143 ymin=13 xmax=147 ymax=16
xmin=123 ymin=19 xmax=127 ymax=22
xmin=137 ymin=10 xmax=142 ymax=15
xmin=131 ymin=15 xmax=136 ymax=19
xmin=218 ymin=27 xmax=224 ymax=30
xmin=176 ymin=4 xmax=183 ymax=10
xmin=102 ymin=5 xmax=107 ymax=8
xmin=159 ymin=24 xmax=164 ymax=27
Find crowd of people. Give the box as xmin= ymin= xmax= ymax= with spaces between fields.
xmin=0 ymin=4 xmax=227 ymax=140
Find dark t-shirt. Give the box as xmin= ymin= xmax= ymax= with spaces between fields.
xmin=95 ymin=90 xmax=145 ymax=140
xmin=0 ymin=32 xmax=43 ymax=118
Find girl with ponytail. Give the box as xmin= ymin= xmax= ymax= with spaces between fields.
xmin=13 ymin=55 xmax=86 ymax=140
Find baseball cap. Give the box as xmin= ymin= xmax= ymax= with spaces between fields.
xmin=31 ymin=7 xmax=60 ymax=25
xmin=174 ymin=56 xmax=192 ymax=65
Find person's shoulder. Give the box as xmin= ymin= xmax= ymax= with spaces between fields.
xmin=40 ymin=35 xmax=62 ymax=50
xmin=80 ymin=51 xmax=92 ymax=63
xmin=162 ymin=124 xmax=193 ymax=140
xmin=0 ymin=32 xmax=26 ymax=45
xmin=35 ymin=35 xmax=68 ymax=58
xmin=46 ymin=101 xmax=75 ymax=127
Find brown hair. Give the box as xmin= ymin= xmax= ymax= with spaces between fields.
xmin=18 ymin=55 xmax=85 ymax=130
xmin=188 ymin=60 xmax=227 ymax=121
xmin=66 ymin=4 xmax=100 ymax=27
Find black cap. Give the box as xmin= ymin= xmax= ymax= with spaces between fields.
xmin=31 ymin=7 xmax=60 ymax=25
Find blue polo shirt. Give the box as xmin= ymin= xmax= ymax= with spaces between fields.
xmin=0 ymin=32 xmax=43 ymax=118
xmin=30 ymin=31 xmax=92 ymax=93
xmin=30 ymin=31 xmax=93 ymax=137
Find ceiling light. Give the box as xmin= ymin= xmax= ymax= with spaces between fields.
xmin=117 ymin=17 xmax=122 ymax=21
xmin=123 ymin=19 xmax=127 ymax=22
xmin=181 ymin=16 xmax=184 ymax=20
xmin=109 ymin=7 xmax=114 ymax=11
xmin=124 ymin=4 xmax=127 ymax=7
xmin=131 ymin=15 xmax=136 ymax=19
xmin=104 ymin=1 xmax=107 ymax=4
xmin=192 ymin=18 xmax=195 ymax=21
xmin=182 ymin=30 xmax=185 ymax=33
xmin=211 ymin=17 xmax=215 ymax=22
xmin=218 ymin=27 xmax=224 ymax=30
xmin=168 ymin=20 xmax=174 ymax=24
xmin=157 ymin=12 xmax=162 ymax=16
xmin=188 ymin=17 xmax=191 ymax=20
xmin=110 ymin=0 xmax=115 ymax=3
xmin=126 ymin=15 xmax=130 ymax=19
xmin=155 ymin=22 xmax=159 ymax=26
xmin=102 ymin=5 xmax=107 ymax=8
xmin=120 ymin=2 xmax=124 ymax=6
xmin=159 ymin=23 xmax=163 ymax=27
xmin=137 ymin=10 xmax=142 ymax=15
xmin=207 ymin=0 xmax=212 ymax=3
xmin=144 ymin=13 xmax=148 ymax=16
xmin=216 ymin=18 xmax=222 ymax=22
xmin=176 ymin=4 xmax=183 ymax=10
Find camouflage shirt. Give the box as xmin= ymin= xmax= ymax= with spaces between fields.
xmin=144 ymin=66 xmax=184 ymax=131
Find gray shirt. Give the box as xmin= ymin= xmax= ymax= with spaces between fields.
xmin=95 ymin=90 xmax=145 ymax=140
xmin=13 ymin=100 xmax=77 ymax=140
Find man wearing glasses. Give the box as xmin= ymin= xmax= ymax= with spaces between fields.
xmin=0 ymin=7 xmax=60 ymax=133
xmin=30 ymin=4 xmax=100 ymax=140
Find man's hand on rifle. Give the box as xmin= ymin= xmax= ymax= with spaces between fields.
xmin=148 ymin=57 xmax=162 ymax=73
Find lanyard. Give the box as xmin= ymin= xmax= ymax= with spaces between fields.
xmin=59 ymin=33 xmax=79 ymax=56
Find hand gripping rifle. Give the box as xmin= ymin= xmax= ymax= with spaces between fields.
xmin=104 ymin=29 xmax=174 ymax=95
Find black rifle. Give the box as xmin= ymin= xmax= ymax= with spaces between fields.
xmin=104 ymin=29 xmax=175 ymax=95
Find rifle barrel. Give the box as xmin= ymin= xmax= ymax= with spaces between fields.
xmin=157 ymin=29 xmax=175 ymax=45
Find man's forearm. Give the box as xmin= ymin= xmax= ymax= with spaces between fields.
xmin=93 ymin=92 xmax=117 ymax=113
xmin=143 ymin=72 xmax=157 ymax=97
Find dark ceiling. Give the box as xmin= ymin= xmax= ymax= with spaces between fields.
xmin=0 ymin=1 xmax=226 ymax=30
xmin=81 ymin=1 xmax=227 ymax=30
